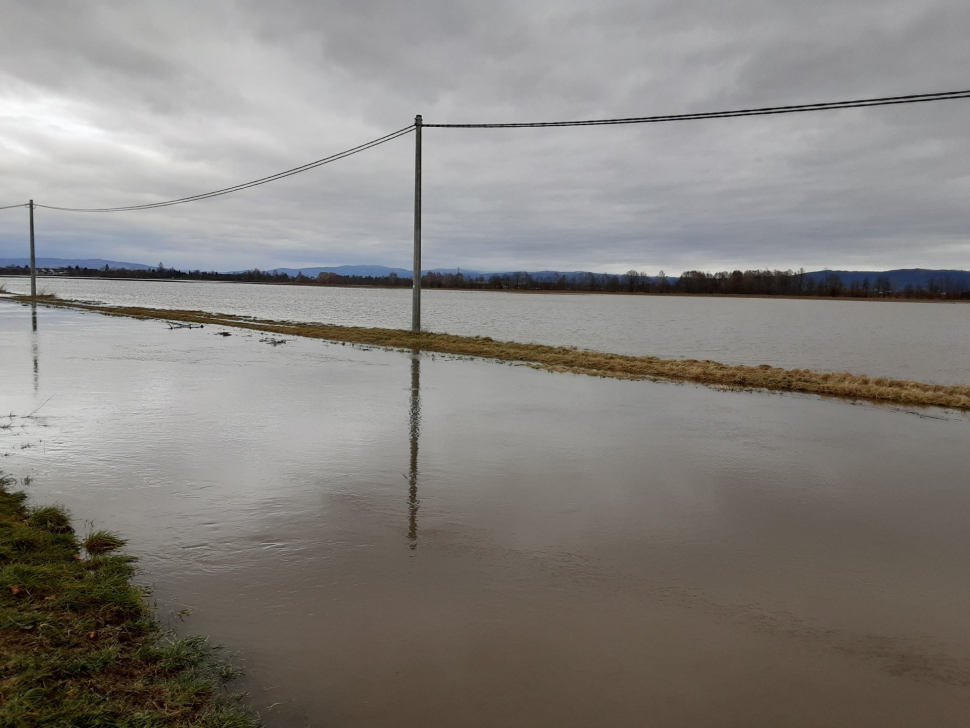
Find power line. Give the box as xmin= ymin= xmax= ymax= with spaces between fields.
xmin=0 ymin=203 xmax=28 ymax=211
xmin=424 ymin=89 xmax=970 ymax=128
xmin=7 ymin=87 xmax=970 ymax=215
xmin=36 ymin=125 xmax=415 ymax=213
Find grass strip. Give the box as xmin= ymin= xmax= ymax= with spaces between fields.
xmin=10 ymin=295 xmax=970 ymax=411
xmin=0 ymin=473 xmax=259 ymax=727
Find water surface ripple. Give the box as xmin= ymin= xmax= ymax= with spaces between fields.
xmin=2 ymin=303 xmax=970 ymax=726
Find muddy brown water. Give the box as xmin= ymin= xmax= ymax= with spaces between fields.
xmin=2 ymin=301 xmax=970 ymax=726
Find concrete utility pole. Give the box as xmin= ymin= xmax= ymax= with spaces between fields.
xmin=29 ymin=200 xmax=36 ymax=298
xmin=412 ymin=115 xmax=422 ymax=332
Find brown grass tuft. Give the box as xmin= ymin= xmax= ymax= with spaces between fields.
xmin=82 ymin=530 xmax=127 ymax=554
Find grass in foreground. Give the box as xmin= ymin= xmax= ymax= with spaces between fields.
xmin=0 ymin=474 xmax=259 ymax=727
xmin=13 ymin=296 xmax=970 ymax=411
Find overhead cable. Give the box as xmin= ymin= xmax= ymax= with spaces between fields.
xmin=37 ymin=125 xmax=415 ymax=213
xmin=424 ymin=89 xmax=970 ymax=128
xmin=13 ymin=88 xmax=970 ymax=213
xmin=0 ymin=203 xmax=28 ymax=211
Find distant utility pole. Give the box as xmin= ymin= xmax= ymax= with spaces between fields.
xmin=29 ymin=200 xmax=36 ymax=297
xmin=412 ymin=115 xmax=422 ymax=332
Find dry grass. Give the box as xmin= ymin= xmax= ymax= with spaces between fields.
xmin=82 ymin=530 xmax=127 ymax=555
xmin=15 ymin=296 xmax=970 ymax=411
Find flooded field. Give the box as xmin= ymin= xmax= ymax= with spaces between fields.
xmin=3 ymin=275 xmax=970 ymax=384
xmin=3 ymin=299 xmax=970 ymax=726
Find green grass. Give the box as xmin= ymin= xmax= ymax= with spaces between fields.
xmin=0 ymin=474 xmax=260 ymax=727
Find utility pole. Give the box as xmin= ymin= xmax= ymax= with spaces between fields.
xmin=29 ymin=200 xmax=36 ymax=298
xmin=412 ymin=115 xmax=422 ymax=332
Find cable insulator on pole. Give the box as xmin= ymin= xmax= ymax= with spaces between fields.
xmin=412 ymin=115 xmax=422 ymax=333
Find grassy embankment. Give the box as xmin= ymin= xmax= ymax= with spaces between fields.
xmin=0 ymin=473 xmax=258 ymax=726
xmin=12 ymin=295 xmax=970 ymax=411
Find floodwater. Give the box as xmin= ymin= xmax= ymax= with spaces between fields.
xmin=2 ymin=275 xmax=970 ymax=384
xmin=2 ymin=300 xmax=970 ymax=726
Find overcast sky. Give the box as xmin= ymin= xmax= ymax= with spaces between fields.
xmin=0 ymin=0 xmax=968 ymax=274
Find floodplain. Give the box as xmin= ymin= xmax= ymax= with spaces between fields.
xmin=4 ymin=275 xmax=970 ymax=383
xmin=2 ymin=297 xmax=970 ymax=726
xmin=16 ymin=294 xmax=970 ymax=410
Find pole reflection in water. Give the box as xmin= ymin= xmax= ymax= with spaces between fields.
xmin=407 ymin=352 xmax=421 ymax=549
xmin=31 ymin=303 xmax=39 ymax=392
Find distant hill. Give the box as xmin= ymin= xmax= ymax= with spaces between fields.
xmin=266 ymin=265 xmax=412 ymax=278
xmin=265 ymin=266 xmax=540 ymax=278
xmin=3 ymin=258 xmax=967 ymax=292
xmin=267 ymin=267 xmax=643 ymax=282
xmin=805 ymin=268 xmax=970 ymax=290
xmin=268 ymin=266 xmax=493 ymax=278
xmin=0 ymin=257 xmax=153 ymax=271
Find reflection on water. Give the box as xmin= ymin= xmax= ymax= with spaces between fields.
xmin=408 ymin=352 xmax=420 ymax=550
xmin=30 ymin=303 xmax=39 ymax=392
xmin=3 ymin=303 xmax=970 ymax=727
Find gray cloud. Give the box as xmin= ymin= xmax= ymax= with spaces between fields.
xmin=0 ymin=0 xmax=968 ymax=273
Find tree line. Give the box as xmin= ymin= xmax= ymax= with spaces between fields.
xmin=674 ymin=269 xmax=969 ymax=299
xmin=2 ymin=264 xmax=967 ymax=300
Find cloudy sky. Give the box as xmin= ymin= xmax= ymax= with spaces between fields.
xmin=0 ymin=0 xmax=968 ymax=274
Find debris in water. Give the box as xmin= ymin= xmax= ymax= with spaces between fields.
xmin=167 ymin=322 xmax=204 ymax=330
xmin=215 ymin=331 xmax=232 ymax=337
xmin=260 ymin=337 xmax=288 ymax=346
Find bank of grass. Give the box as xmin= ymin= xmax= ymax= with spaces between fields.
xmin=0 ymin=473 xmax=259 ymax=727
xmin=14 ymin=296 xmax=970 ymax=411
